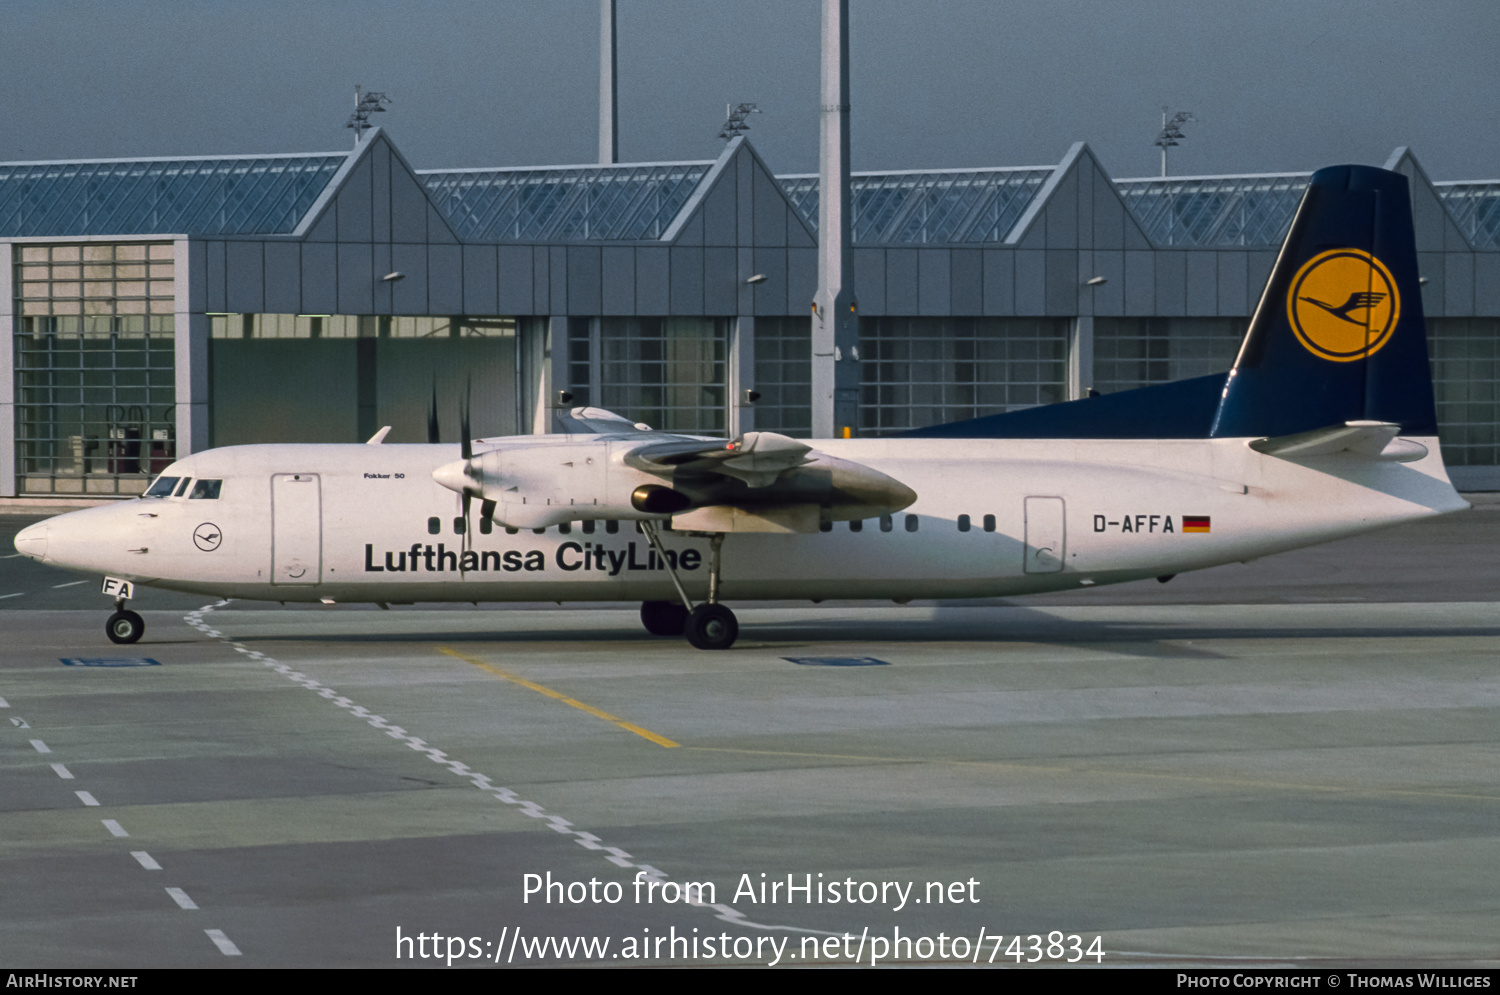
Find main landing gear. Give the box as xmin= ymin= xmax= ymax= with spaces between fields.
xmin=638 ymin=524 xmax=738 ymax=650
xmin=684 ymin=602 xmax=737 ymax=651
xmin=640 ymin=600 xmax=688 ymax=635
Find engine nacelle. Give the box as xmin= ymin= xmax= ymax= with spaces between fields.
xmin=435 ymin=440 xmax=681 ymax=530
xmin=631 ymin=484 xmax=693 ymax=515
xmin=432 ymin=434 xmax=917 ymax=532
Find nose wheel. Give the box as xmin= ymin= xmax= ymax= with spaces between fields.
xmin=106 ymin=609 xmax=145 ymax=645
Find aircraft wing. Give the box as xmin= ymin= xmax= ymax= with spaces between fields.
xmin=619 ymin=430 xmax=913 ymax=532
xmin=438 ymin=408 xmax=915 ymax=532
xmin=625 ymin=432 xmax=815 ymax=488
xmin=554 ymin=406 xmax=655 ymax=436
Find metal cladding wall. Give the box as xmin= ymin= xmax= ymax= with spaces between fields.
xmin=185 ymin=136 xmax=821 ymax=324
xmin=173 ymin=135 xmax=1494 ymax=328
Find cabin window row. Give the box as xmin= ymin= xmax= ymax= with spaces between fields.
xmin=424 ymin=513 xmax=996 ymax=536
xmin=821 ymin=513 xmax=996 ymax=533
xmin=429 ymin=516 xmax=633 ymax=536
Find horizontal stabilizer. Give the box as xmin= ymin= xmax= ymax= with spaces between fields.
xmin=1249 ymin=421 xmax=1428 ymax=462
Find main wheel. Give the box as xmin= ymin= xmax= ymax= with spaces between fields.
xmin=685 ymin=603 xmax=738 ymax=650
xmin=106 ymin=610 xmax=145 ymax=645
xmin=640 ymin=600 xmax=689 ymax=636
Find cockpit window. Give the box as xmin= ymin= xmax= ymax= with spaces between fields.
xmin=173 ymin=477 xmax=193 ymax=497
xmin=189 ymin=479 xmax=222 ymax=500
xmin=145 ymin=476 xmax=180 ymax=498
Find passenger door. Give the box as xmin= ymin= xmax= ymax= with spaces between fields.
xmin=271 ymin=473 xmax=321 ymax=585
xmin=1023 ymin=496 xmax=1065 ymax=574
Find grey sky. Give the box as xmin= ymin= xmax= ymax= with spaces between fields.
xmin=2 ymin=0 xmax=1496 ymax=180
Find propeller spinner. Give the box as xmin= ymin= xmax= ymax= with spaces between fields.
xmin=430 ymin=379 xmax=495 ymax=555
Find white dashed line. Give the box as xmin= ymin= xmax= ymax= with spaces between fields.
xmin=131 ymin=851 xmax=161 ymax=870
xmin=0 ymin=696 xmax=8 ymax=707
xmin=185 ymin=600 xmax=829 ymax=939
xmin=102 ymin=819 xmax=128 ymax=837
xmin=0 ymin=592 xmax=23 ymax=600
xmin=51 ymin=763 xmax=73 ymax=779
xmin=75 ymin=790 xmax=100 ymax=807
xmin=204 ymin=929 xmax=242 ymax=956
xmin=166 ymin=887 xmax=198 ymax=910
xmin=51 ymin=580 xmax=87 ymax=589
xmin=29 ymin=739 xmax=50 ymax=754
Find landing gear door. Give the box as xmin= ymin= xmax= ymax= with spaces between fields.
xmin=1023 ymin=496 xmax=1065 ymax=574
xmin=272 ymin=473 xmax=321 ymax=585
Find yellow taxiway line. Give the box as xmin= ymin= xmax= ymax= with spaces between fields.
xmin=438 ymin=646 xmax=679 ymax=748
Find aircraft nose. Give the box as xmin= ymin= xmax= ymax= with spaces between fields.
xmin=14 ymin=521 xmax=48 ymax=562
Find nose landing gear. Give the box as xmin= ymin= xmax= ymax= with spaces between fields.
xmin=639 ymin=524 xmax=738 ymax=650
xmin=106 ymin=607 xmax=145 ymax=644
xmin=101 ymin=577 xmax=144 ymax=644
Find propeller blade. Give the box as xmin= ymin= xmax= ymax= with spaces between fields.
xmin=461 ymin=490 xmax=472 ymax=556
xmin=460 ymin=378 xmax=473 ymax=461
xmin=427 ymin=382 xmax=440 ymax=445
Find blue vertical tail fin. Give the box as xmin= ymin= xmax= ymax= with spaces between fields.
xmin=1211 ymin=164 xmax=1436 ymax=438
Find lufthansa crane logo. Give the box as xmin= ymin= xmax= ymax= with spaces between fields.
xmin=193 ymin=523 xmax=222 ymax=552
xmin=1286 ymin=248 xmax=1400 ymax=362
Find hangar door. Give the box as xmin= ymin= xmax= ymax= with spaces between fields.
xmin=272 ymin=473 xmax=321 ymax=585
xmin=210 ymin=316 xmax=519 ymax=446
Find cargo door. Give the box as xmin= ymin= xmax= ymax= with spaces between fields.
xmin=272 ymin=473 xmax=321 ymax=585
xmin=1023 ymin=496 xmax=1065 ymax=574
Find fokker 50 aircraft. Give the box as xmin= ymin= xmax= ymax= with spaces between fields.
xmin=13 ymin=165 xmax=1468 ymax=650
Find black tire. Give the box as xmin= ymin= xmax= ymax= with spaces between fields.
xmin=640 ymin=600 xmax=689 ymax=636
xmin=685 ymin=603 xmax=738 ymax=650
xmin=106 ymin=610 xmax=144 ymax=645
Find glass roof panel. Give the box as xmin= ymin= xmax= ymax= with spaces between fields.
xmin=1115 ymin=174 xmax=1310 ymax=247
xmin=778 ymin=168 xmax=1053 ymax=244
xmin=421 ymin=162 xmax=713 ymax=241
xmin=0 ymin=154 xmax=346 ymax=236
xmin=1436 ymin=182 xmax=1500 ymax=249
xmin=6 ymin=148 xmax=1485 ymax=255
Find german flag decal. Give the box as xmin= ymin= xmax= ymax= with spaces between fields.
xmin=1182 ymin=516 xmax=1211 ymax=533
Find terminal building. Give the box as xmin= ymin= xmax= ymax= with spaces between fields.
xmin=3 ymin=128 xmax=1498 ymax=498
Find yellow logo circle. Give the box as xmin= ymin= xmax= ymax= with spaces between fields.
xmin=1285 ymin=249 xmax=1400 ymax=362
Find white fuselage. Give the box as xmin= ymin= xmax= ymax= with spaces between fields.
xmin=16 ymin=434 xmax=1467 ymax=605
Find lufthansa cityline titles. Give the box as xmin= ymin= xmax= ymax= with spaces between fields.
xmin=363 ymin=540 xmax=703 ymax=575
